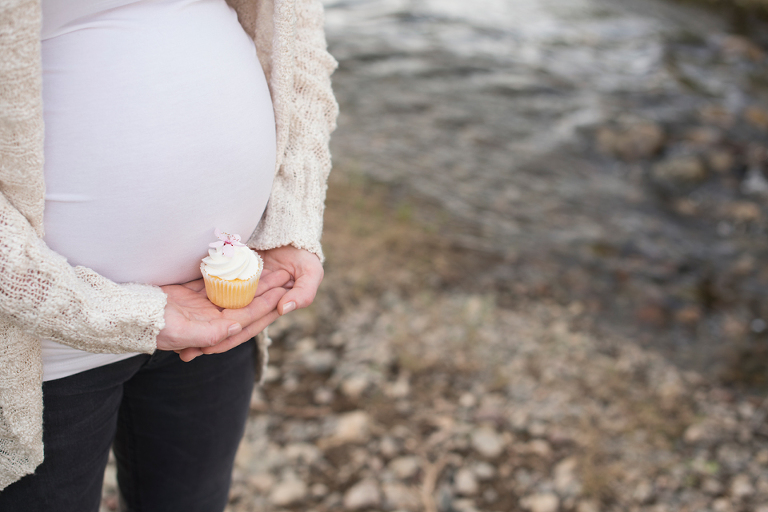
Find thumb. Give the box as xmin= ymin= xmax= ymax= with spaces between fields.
xmin=278 ymin=277 xmax=321 ymax=315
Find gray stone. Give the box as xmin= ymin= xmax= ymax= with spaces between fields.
xmin=651 ymin=155 xmax=707 ymax=189
xmin=454 ymin=467 xmax=479 ymax=496
xmin=382 ymin=482 xmax=421 ymax=510
xmin=554 ymin=457 xmax=580 ymax=496
xmin=470 ymin=426 xmax=506 ymax=458
xmin=472 ymin=461 xmax=496 ymax=481
xmin=329 ymin=411 xmax=371 ymax=444
xmin=302 ymin=349 xmax=338 ymax=373
xmin=343 ymin=479 xmax=382 ymax=510
xmin=388 ymin=456 xmax=420 ymax=480
xmin=632 ymin=479 xmax=654 ymax=504
xmin=284 ymin=443 xmax=322 ymax=465
xmin=340 ymin=374 xmax=372 ymax=399
xmin=269 ymin=478 xmax=307 ymax=506
xmin=730 ymin=473 xmax=754 ymax=498
xmin=520 ymin=493 xmax=560 ymax=512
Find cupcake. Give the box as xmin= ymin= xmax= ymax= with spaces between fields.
xmin=200 ymin=228 xmax=263 ymax=309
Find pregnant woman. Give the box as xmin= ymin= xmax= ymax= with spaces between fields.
xmin=0 ymin=0 xmax=337 ymax=509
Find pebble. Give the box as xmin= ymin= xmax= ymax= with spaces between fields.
xmin=329 ymin=411 xmax=371 ymax=444
xmin=247 ymin=472 xmax=276 ymax=493
xmin=470 ymin=426 xmax=506 ymax=458
xmin=382 ymin=482 xmax=421 ymax=510
xmin=302 ymin=349 xmax=338 ymax=373
xmin=269 ymin=477 xmax=307 ymax=506
xmin=520 ymin=493 xmax=560 ymax=512
xmin=633 ymin=479 xmax=654 ymax=504
xmin=313 ymin=386 xmax=334 ymax=405
xmin=284 ymin=443 xmax=322 ymax=465
xmin=730 ymin=473 xmax=754 ymax=498
xmin=340 ymin=374 xmax=372 ymax=399
xmin=454 ymin=467 xmax=479 ymax=495
xmin=553 ymin=457 xmax=579 ymax=496
xmin=576 ymin=499 xmax=600 ymax=512
xmin=459 ymin=392 xmax=477 ymax=408
xmin=651 ymin=155 xmax=707 ymax=188
xmin=388 ymin=456 xmax=421 ymax=480
xmin=379 ymin=436 xmax=400 ymax=458
xmin=343 ymin=479 xmax=382 ymax=510
xmin=311 ymin=483 xmax=329 ymax=498
xmin=472 ymin=461 xmax=496 ymax=481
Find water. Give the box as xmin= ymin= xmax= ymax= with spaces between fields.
xmin=323 ymin=0 xmax=768 ymax=382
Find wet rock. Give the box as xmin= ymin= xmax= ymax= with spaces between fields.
xmin=343 ymin=479 xmax=382 ymax=510
xmin=520 ymin=493 xmax=560 ymax=512
xmin=706 ymin=149 xmax=735 ymax=174
xmin=470 ymin=426 xmax=506 ymax=458
xmin=269 ymin=477 xmax=307 ymax=507
xmin=741 ymin=167 xmax=768 ymax=196
xmin=745 ymin=105 xmax=768 ymax=131
xmin=596 ymin=121 xmax=665 ymax=161
xmin=651 ymin=155 xmax=707 ymax=190
xmin=388 ymin=456 xmax=421 ymax=480
xmin=454 ymin=467 xmax=479 ymax=496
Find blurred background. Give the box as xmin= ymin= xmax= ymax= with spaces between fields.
xmin=111 ymin=0 xmax=768 ymax=510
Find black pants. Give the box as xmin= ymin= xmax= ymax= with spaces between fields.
xmin=0 ymin=339 xmax=256 ymax=512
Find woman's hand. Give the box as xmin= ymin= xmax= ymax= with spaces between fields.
xmin=197 ymin=245 xmax=324 ymax=356
xmin=259 ymin=245 xmax=324 ymax=316
xmin=157 ymin=268 xmax=291 ymax=361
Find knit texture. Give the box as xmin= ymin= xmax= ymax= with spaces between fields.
xmin=0 ymin=0 xmax=337 ymax=488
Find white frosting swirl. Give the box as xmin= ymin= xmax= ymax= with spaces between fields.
xmin=201 ymin=245 xmax=262 ymax=280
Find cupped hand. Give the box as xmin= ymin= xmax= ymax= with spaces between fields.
xmin=257 ymin=245 xmax=324 ymax=316
xmin=197 ymin=245 xmax=324 ymax=358
xmin=158 ymin=268 xmax=291 ymax=361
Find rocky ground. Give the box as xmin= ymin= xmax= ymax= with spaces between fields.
xmin=98 ymin=0 xmax=768 ymax=510
xmin=100 ymin=174 xmax=768 ymax=512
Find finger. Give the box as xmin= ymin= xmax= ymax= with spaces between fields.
xmin=221 ymin=287 xmax=286 ymax=326
xmin=278 ymin=267 xmax=323 ymax=315
xmin=201 ymin=309 xmax=281 ymax=355
xmin=254 ymin=269 xmax=293 ymax=297
xmin=176 ymin=318 xmax=242 ymax=349
xmin=178 ymin=347 xmax=204 ymax=362
xmin=180 ymin=279 xmax=206 ymax=292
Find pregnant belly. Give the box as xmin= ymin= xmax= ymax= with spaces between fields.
xmin=41 ymin=0 xmax=276 ymax=286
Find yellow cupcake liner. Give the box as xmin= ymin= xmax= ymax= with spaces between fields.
xmin=200 ymin=263 xmax=261 ymax=309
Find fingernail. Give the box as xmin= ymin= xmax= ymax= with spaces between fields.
xmin=228 ymin=324 xmax=242 ymax=336
xmin=282 ymin=301 xmax=296 ymax=315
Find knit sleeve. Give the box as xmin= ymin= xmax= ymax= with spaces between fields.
xmin=0 ymin=193 xmax=165 ymax=354
xmin=246 ymin=0 xmax=339 ymax=261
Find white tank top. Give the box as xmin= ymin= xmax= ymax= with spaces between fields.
xmin=40 ymin=0 xmax=277 ymax=380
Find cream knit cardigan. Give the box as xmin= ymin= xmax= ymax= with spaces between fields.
xmin=0 ymin=0 xmax=338 ymax=489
